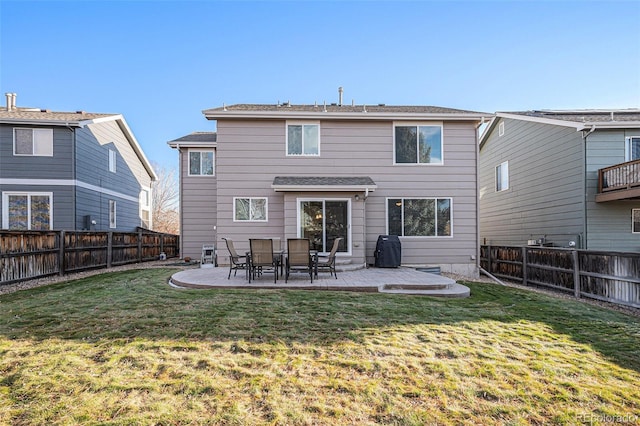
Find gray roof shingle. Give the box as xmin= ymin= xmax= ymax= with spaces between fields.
xmin=273 ymin=176 xmax=376 ymax=187
xmin=0 ymin=108 xmax=115 ymax=124
xmin=169 ymin=132 xmax=217 ymax=143
xmin=206 ymin=103 xmax=486 ymax=115
xmin=504 ymin=109 xmax=640 ymax=123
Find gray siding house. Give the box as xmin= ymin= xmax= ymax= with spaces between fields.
xmin=171 ymin=102 xmax=489 ymax=276
xmin=479 ymin=109 xmax=640 ymax=251
xmin=0 ymin=93 xmax=157 ymax=232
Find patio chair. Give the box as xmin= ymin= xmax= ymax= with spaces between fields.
xmin=249 ymin=238 xmax=278 ymax=283
xmin=316 ymin=237 xmax=343 ymax=279
xmin=285 ymin=238 xmax=313 ymax=283
xmin=222 ymin=238 xmax=247 ymax=279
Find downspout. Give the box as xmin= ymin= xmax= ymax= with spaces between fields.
xmin=362 ymin=190 xmax=368 ymax=269
xmin=474 ymin=118 xmax=485 ymax=277
xmin=177 ymin=143 xmax=184 ymax=257
xmin=581 ymin=125 xmax=596 ymax=249
xmin=66 ymin=122 xmax=77 ymax=230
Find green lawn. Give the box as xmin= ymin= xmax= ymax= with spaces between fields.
xmin=0 ymin=268 xmax=638 ymax=425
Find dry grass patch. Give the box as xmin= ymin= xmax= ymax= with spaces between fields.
xmin=0 ymin=268 xmax=638 ymax=425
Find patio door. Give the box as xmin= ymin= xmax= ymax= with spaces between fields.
xmin=299 ymin=199 xmax=349 ymax=254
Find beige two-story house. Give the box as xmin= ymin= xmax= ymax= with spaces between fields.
xmin=170 ymin=101 xmax=490 ymax=276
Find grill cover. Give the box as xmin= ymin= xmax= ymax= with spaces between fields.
xmin=374 ymin=235 xmax=401 ymax=268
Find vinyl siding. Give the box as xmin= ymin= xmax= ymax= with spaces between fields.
xmin=215 ymin=119 xmax=479 ymax=273
xmin=479 ymin=118 xmax=585 ymax=248
xmin=585 ymin=129 xmax=640 ymax=251
xmin=0 ymin=184 xmax=74 ymax=230
xmin=75 ymin=120 xmax=152 ymax=231
xmin=75 ymin=186 xmax=140 ymax=231
xmin=0 ymin=124 xmax=74 ymax=179
xmin=179 ymin=148 xmax=217 ymax=259
xmin=0 ymin=124 xmax=75 ymax=230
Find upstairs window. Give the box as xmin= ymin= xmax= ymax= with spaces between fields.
xmin=13 ymin=128 xmax=53 ymax=156
xmin=633 ymin=209 xmax=640 ymax=234
xmin=287 ymin=122 xmax=320 ymax=156
xmin=626 ymin=137 xmax=640 ymax=161
xmin=109 ymin=149 xmax=117 ymax=173
xmin=496 ymin=161 xmax=509 ymax=192
xmin=189 ymin=150 xmax=214 ymax=176
xmin=394 ymin=124 xmax=443 ymax=164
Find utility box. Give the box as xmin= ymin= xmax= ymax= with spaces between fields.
xmin=374 ymin=235 xmax=401 ymax=268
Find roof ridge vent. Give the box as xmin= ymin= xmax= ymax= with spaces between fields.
xmin=75 ymin=110 xmax=85 ymax=114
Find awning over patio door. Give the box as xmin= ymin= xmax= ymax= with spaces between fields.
xmin=271 ymin=176 xmax=377 ymax=193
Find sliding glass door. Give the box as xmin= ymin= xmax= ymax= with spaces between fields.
xmin=299 ymin=199 xmax=349 ymax=254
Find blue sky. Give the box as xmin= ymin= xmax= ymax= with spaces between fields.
xmin=1 ymin=0 xmax=639 ymax=170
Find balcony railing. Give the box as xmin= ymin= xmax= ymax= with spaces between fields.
xmin=596 ymin=159 xmax=640 ymax=202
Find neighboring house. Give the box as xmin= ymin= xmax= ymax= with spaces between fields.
xmin=479 ymin=109 xmax=640 ymax=251
xmin=170 ymin=101 xmax=490 ymax=276
xmin=0 ymin=93 xmax=157 ymax=231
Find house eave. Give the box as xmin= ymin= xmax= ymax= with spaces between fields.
xmin=0 ymin=118 xmax=83 ymax=127
xmin=203 ymin=110 xmax=490 ymax=122
xmin=496 ymin=112 xmax=640 ymax=131
xmin=168 ymin=141 xmax=217 ymax=149
xmin=85 ymin=115 xmax=158 ymax=181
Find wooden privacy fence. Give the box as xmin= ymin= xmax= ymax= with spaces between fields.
xmin=481 ymin=245 xmax=640 ymax=309
xmin=1 ymin=229 xmax=179 ymax=285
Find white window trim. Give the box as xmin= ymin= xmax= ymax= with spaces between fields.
xmin=625 ymin=136 xmax=640 ymax=162
xmin=296 ymin=197 xmax=352 ymax=255
xmin=392 ymin=121 xmax=444 ymax=166
xmin=233 ymin=197 xmax=268 ymax=222
xmin=109 ymin=149 xmax=117 ymax=173
xmin=633 ymin=209 xmax=640 ymax=234
xmin=140 ymin=188 xmax=151 ymax=229
xmin=13 ymin=128 xmax=54 ymax=157
xmin=187 ymin=149 xmax=215 ymax=176
xmin=498 ymin=121 xmax=505 ymax=137
xmin=496 ymin=161 xmax=510 ymax=192
xmin=109 ymin=200 xmax=117 ymax=229
xmin=1 ymin=191 xmax=53 ymax=230
xmin=285 ymin=121 xmax=321 ymax=157
xmin=385 ymin=197 xmax=454 ymax=238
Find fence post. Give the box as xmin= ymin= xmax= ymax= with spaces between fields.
xmin=521 ymin=246 xmax=528 ymax=286
xmin=160 ymin=233 xmax=164 ymax=256
xmin=137 ymin=229 xmax=143 ymax=263
xmin=107 ymin=232 xmax=113 ymax=268
xmin=58 ymin=230 xmax=65 ymax=276
xmin=572 ymin=250 xmax=581 ymax=299
xmin=487 ymin=245 xmax=492 ymax=274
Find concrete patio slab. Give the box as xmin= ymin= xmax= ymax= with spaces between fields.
xmin=169 ymin=265 xmax=470 ymax=297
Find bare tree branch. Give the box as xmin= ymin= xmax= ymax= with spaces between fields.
xmin=151 ymin=162 xmax=180 ymax=234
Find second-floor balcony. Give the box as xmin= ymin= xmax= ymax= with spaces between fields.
xmin=596 ymin=159 xmax=640 ymax=202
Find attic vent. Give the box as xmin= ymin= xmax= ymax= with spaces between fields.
xmin=498 ymin=121 xmax=505 ymax=136
xmin=378 ymin=103 xmax=386 ymax=106
xmin=75 ymin=110 xmax=85 ymax=114
xmin=40 ymin=109 xmax=51 ymax=113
